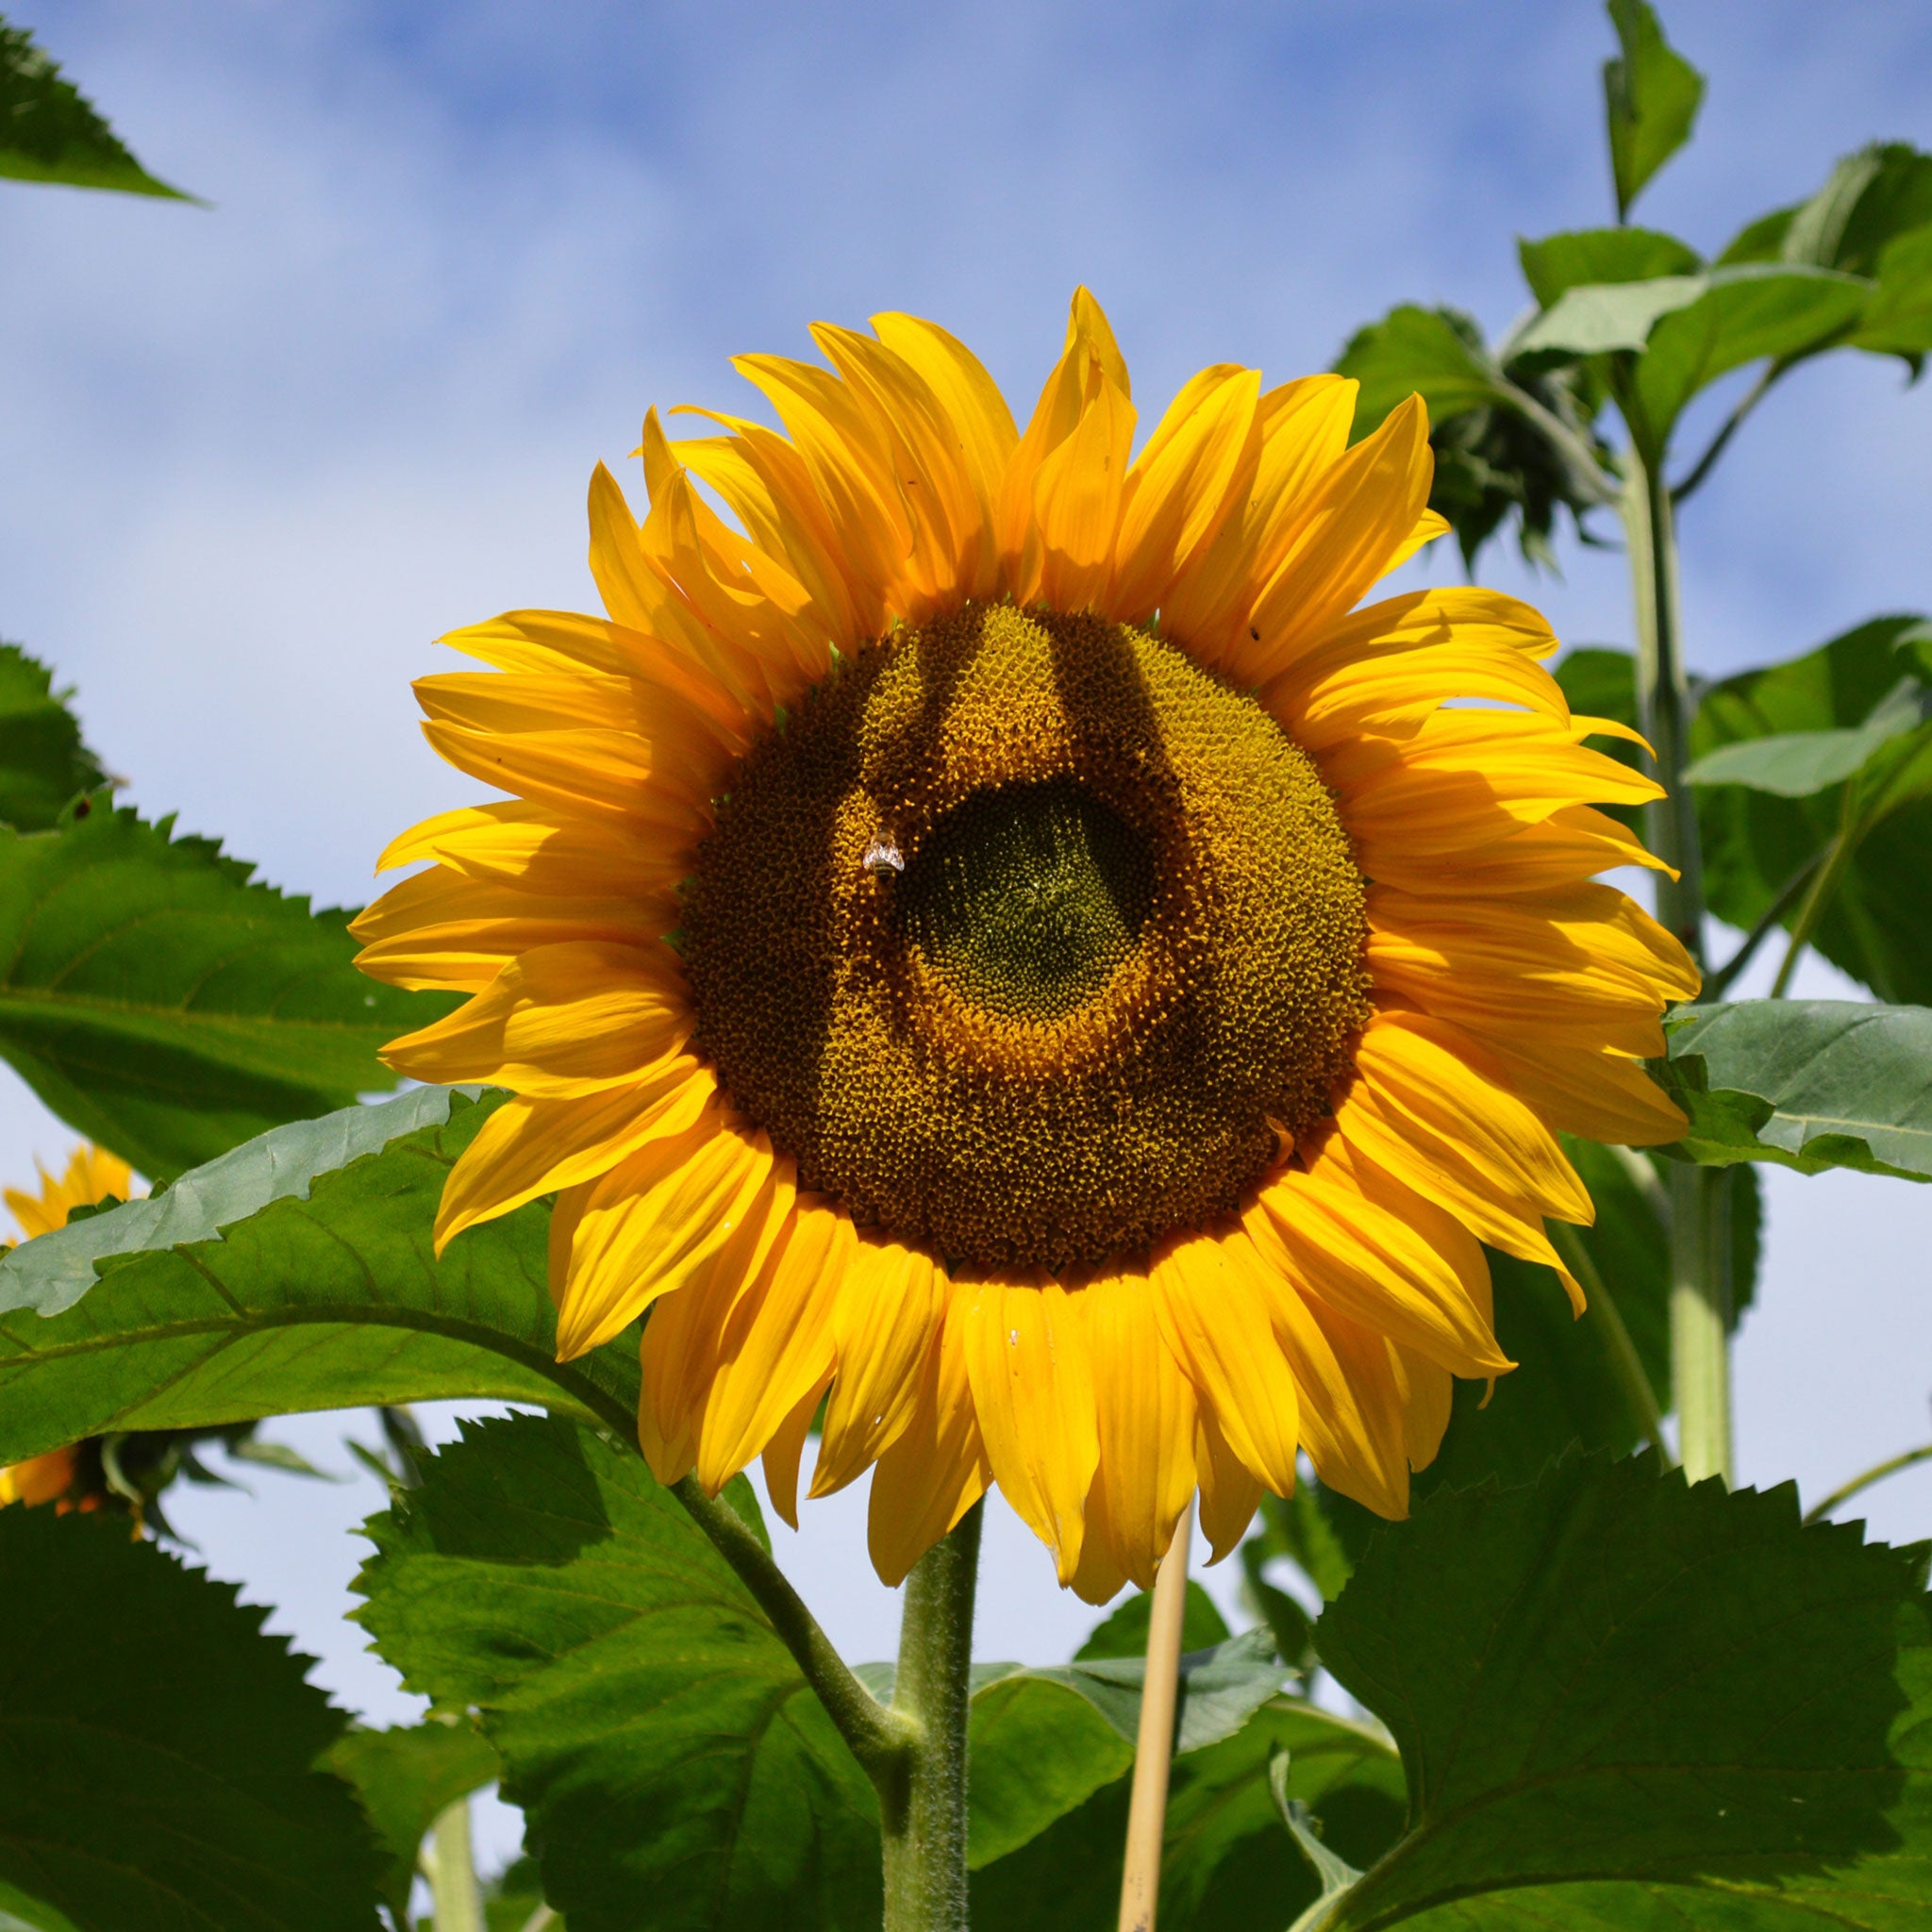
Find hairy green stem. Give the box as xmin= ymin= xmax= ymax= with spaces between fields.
xmin=428 ymin=1795 xmax=484 ymax=1932
xmin=672 ymin=1475 xmax=915 ymax=1786
xmin=882 ymin=1503 xmax=985 ymax=1932
xmin=1623 ymin=444 xmax=1733 ymax=1485
xmin=1803 ymin=1442 xmax=1932 ymax=1525
xmin=1548 ymin=1221 xmax=1672 ymax=1465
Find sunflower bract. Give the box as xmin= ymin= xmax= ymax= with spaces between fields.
xmin=358 ymin=290 xmax=1696 ymax=1600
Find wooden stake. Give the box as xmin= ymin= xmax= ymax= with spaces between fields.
xmin=1116 ymin=1505 xmax=1192 ymax=1932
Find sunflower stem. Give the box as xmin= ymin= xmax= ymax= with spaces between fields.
xmin=882 ymin=1502 xmax=984 ymax=1932
xmin=670 ymin=1475 xmax=916 ymax=1785
xmin=1621 ymin=444 xmax=1733 ymax=1485
xmin=427 ymin=1795 xmax=484 ymax=1932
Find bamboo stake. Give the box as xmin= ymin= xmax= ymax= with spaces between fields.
xmin=1117 ymin=1505 xmax=1193 ymax=1932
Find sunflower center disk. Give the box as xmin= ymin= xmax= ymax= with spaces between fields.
xmin=682 ymin=604 xmax=1372 ymax=1272
xmin=897 ymin=780 xmax=1154 ymax=1024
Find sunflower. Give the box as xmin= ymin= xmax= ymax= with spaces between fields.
xmin=1 ymin=1144 xmax=134 ymax=1513
xmin=357 ymin=291 xmax=1695 ymax=1602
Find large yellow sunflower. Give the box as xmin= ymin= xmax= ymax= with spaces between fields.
xmin=357 ymin=291 xmax=1694 ymax=1602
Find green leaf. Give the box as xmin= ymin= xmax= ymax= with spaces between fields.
xmin=1250 ymin=1484 xmax=1355 ymax=1606
xmin=0 ymin=1507 xmax=384 ymax=1932
xmin=1308 ymin=1452 xmax=1932 ymax=1931
xmin=0 ymin=1086 xmax=642 ymax=1470
xmin=1510 ymin=274 xmax=1707 ymax=360
xmin=1657 ymin=999 xmax=1932 ymax=1182
xmin=353 ymin=1413 xmax=882 ymax=1932
xmin=1334 ymin=307 xmax=1611 ymax=570
xmin=1334 ymin=306 xmax=1505 ymax=439
xmin=969 ymin=1700 xmax=1405 ymax=1932
xmin=1854 ymin=223 xmax=1932 ymax=358
xmin=0 ymin=19 xmax=194 ymax=200
xmin=1685 ymin=675 xmax=1929 ymax=796
xmin=1695 ymin=616 xmax=1932 ymax=1002
xmin=0 ymin=798 xmax=456 ymax=1178
xmin=1515 ymin=226 xmax=1702 ymax=309
xmin=1634 ymin=262 xmax=1870 ymax=444
xmin=1074 ymin=1580 xmax=1231 ymax=1660
xmin=0 ymin=645 xmax=108 ymax=832
xmin=325 ymin=1721 xmax=499 ymax=1927
xmin=1722 ymin=142 xmax=1932 ymax=279
xmin=1603 ymin=0 xmax=1705 ymax=221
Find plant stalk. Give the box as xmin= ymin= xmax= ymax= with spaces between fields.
xmin=672 ymin=1475 xmax=915 ymax=1785
xmin=1803 ymin=1441 xmax=1932 ymax=1525
xmin=1623 ymin=444 xmax=1733 ymax=1485
xmin=428 ymin=1795 xmax=485 ymax=1932
xmin=882 ymin=1502 xmax=985 ymax=1932
xmin=1118 ymin=1507 xmax=1193 ymax=1932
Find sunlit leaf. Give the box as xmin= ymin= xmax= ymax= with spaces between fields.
xmin=0 ymin=645 xmax=108 ymax=833
xmin=1657 ymin=1000 xmax=1932 ymax=1182
xmin=0 ymin=1507 xmax=384 ymax=1932
xmin=1603 ymin=0 xmax=1705 ymax=222
xmin=0 ymin=18 xmax=193 ymax=200
xmin=969 ymin=1700 xmax=1404 ymax=1932
xmin=325 ymin=1720 xmax=498 ymax=1928
xmin=1510 ymin=274 xmax=1707 ymax=359
xmin=0 ymin=1087 xmax=641 ymax=1470
xmin=1309 ymin=1452 xmax=1932 ymax=1930
xmin=354 ymin=1413 xmax=881 ymax=1932
xmin=0 ymin=797 xmax=457 ymax=1179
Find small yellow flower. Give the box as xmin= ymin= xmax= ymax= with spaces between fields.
xmin=1 ymin=1143 xmax=134 ymax=1514
xmin=358 ymin=292 xmax=1695 ymax=1599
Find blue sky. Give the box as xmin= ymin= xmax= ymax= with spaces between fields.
xmin=4 ymin=0 xmax=1930 ymax=1794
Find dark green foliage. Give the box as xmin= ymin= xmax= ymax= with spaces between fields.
xmin=1603 ymin=0 xmax=1704 ymax=222
xmin=353 ymin=1415 xmax=882 ymax=1932
xmin=325 ymin=1721 xmax=499 ymax=1927
xmin=969 ymin=1701 xmax=1405 ymax=1932
xmin=1312 ymin=1453 xmax=1932 ymax=1929
xmin=1659 ymin=1000 xmax=1932 ymax=1181
xmin=0 ymin=798 xmax=456 ymax=1178
xmin=0 ymin=1088 xmax=641 ymax=1470
xmin=1074 ymin=1579 xmax=1230 ymax=1660
xmin=0 ymin=645 xmax=108 ymax=831
xmin=0 ymin=16 xmax=193 ymax=198
xmin=0 ymin=1507 xmax=383 ymax=1932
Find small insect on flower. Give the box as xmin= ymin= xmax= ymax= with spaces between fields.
xmin=358 ymin=291 xmax=1695 ymax=1599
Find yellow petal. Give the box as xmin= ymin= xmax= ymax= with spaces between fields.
xmin=551 ymin=1111 xmax=774 ymax=1358
xmin=1247 ymin=1163 xmax=1512 ymax=1378
xmin=760 ymin=1376 xmax=830 ymax=1532
xmin=1083 ymin=1260 xmax=1198 ymax=1591
xmin=1151 ymin=1231 xmax=1300 ymax=1496
xmin=1193 ymin=1406 xmax=1263 ymax=1562
xmin=693 ymin=1198 xmax=855 ymax=1491
xmin=1033 ymin=368 xmax=1137 ymax=614
xmin=958 ymin=1274 xmax=1099 ymax=1584
xmin=435 ymin=1059 xmax=715 ymax=1249
xmin=383 ymin=940 xmax=691 ymax=1097
xmin=812 ymin=1234 xmax=947 ymax=1495
xmin=868 ymin=1294 xmax=992 ymax=1588
xmin=1231 ymin=394 xmax=1432 ymax=686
